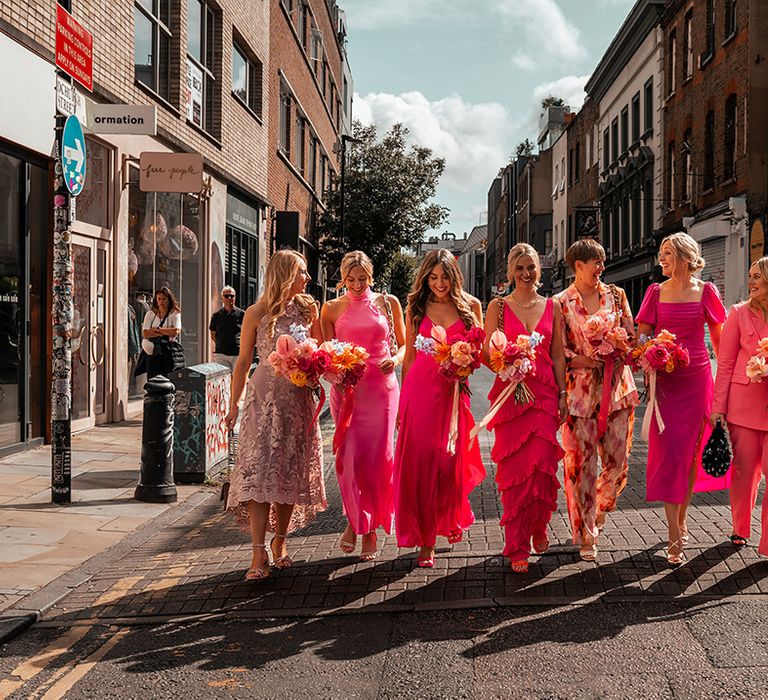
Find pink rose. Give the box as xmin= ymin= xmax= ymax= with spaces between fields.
xmin=313 ymin=349 xmax=332 ymax=372
xmin=467 ymin=326 xmax=486 ymax=345
xmin=672 ymin=344 xmax=690 ymax=368
xmin=645 ymin=344 xmax=670 ymax=371
xmin=450 ymin=340 xmax=474 ymax=367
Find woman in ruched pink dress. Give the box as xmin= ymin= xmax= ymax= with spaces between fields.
xmin=483 ymin=244 xmax=566 ymax=573
xmin=394 ymin=249 xmax=486 ymax=568
xmin=636 ymin=232 xmax=727 ymax=566
xmin=321 ymin=251 xmax=405 ymax=561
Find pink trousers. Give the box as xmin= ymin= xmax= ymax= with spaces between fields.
xmin=728 ymin=424 xmax=768 ymax=556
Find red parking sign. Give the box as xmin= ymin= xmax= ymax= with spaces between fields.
xmin=55 ymin=5 xmax=93 ymax=91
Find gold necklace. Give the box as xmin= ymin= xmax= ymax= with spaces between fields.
xmin=510 ymin=293 xmax=537 ymax=309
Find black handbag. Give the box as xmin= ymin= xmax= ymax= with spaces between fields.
xmin=702 ymin=420 xmax=732 ymax=478
xmin=134 ymin=351 xmax=148 ymax=377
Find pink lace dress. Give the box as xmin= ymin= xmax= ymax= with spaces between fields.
xmin=227 ymin=300 xmax=326 ymax=532
xmin=487 ymin=299 xmax=564 ymax=561
xmin=331 ymin=289 xmax=397 ymax=535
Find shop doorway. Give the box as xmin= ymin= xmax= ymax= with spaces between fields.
xmin=70 ymin=234 xmax=110 ymax=431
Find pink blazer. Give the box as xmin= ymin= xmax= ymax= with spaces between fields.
xmin=713 ymin=302 xmax=768 ymax=431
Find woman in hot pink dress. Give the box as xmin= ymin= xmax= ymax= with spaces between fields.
xmin=712 ymin=256 xmax=768 ymax=555
xmin=321 ymin=251 xmax=405 ymax=561
xmin=394 ymin=249 xmax=486 ymax=568
xmin=636 ymin=233 xmax=727 ymax=566
xmin=483 ymin=244 xmax=567 ymax=573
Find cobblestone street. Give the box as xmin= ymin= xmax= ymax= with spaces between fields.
xmin=37 ymin=368 xmax=768 ymax=625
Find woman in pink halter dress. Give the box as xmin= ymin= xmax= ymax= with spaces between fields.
xmin=321 ymin=252 xmax=405 ymax=561
xmin=483 ymin=245 xmax=567 ymax=573
xmin=636 ymin=233 xmax=727 ymax=566
xmin=394 ymin=249 xmax=486 ymax=568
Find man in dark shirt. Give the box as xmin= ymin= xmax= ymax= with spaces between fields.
xmin=209 ymin=286 xmax=245 ymax=372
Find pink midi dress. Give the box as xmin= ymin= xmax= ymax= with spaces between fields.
xmin=636 ymin=282 xmax=729 ymax=503
xmin=330 ymin=289 xmax=397 ymax=535
xmin=487 ymin=299 xmax=564 ymax=561
xmin=394 ymin=316 xmax=486 ymax=548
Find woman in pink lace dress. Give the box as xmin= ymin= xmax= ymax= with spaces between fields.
xmin=225 ymin=250 xmax=326 ymax=581
xmin=321 ymin=251 xmax=405 ymax=561
xmin=637 ymin=233 xmax=727 ymax=566
xmin=394 ymin=249 xmax=486 ymax=568
xmin=483 ymin=244 xmax=567 ymax=573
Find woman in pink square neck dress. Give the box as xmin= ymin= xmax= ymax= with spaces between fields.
xmin=636 ymin=233 xmax=728 ymax=566
xmin=394 ymin=249 xmax=486 ymax=568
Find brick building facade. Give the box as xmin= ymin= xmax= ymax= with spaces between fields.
xmin=660 ymin=0 xmax=768 ymax=305
xmin=268 ymin=0 xmax=348 ymax=299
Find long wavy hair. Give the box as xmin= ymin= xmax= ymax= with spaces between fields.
xmin=749 ymin=256 xmax=768 ymax=321
xmin=151 ymin=286 xmax=181 ymax=315
xmin=407 ymin=248 xmax=477 ymax=331
xmin=259 ymin=250 xmax=315 ymax=338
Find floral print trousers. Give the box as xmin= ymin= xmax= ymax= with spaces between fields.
xmin=562 ymin=407 xmax=634 ymax=543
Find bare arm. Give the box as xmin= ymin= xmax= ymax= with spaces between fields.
xmin=379 ymin=295 xmax=407 ymax=374
xmin=225 ymin=302 xmax=264 ymax=428
xmin=552 ymin=301 xmax=568 ymax=423
xmin=482 ymin=298 xmax=501 ymax=366
xmin=471 ymin=297 xmax=484 ymax=329
xmin=400 ymin=309 xmax=416 ymax=388
xmin=309 ymin=302 xmax=322 ymax=344
xmin=320 ymin=300 xmax=337 ymax=341
xmin=708 ymin=322 xmax=723 ymax=358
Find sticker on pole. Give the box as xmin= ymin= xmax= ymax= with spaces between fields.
xmin=61 ymin=115 xmax=87 ymax=196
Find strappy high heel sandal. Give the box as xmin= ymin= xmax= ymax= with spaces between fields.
xmin=666 ymin=539 xmax=685 ymax=566
xmin=339 ymin=525 xmax=357 ymax=555
xmin=244 ymin=544 xmax=270 ymax=581
xmin=532 ymin=537 xmax=550 ymax=555
xmin=679 ymin=521 xmax=689 ymax=546
xmin=447 ymin=530 xmax=463 ymax=545
xmin=270 ymin=533 xmax=294 ymax=570
xmin=359 ymin=532 xmax=379 ymax=562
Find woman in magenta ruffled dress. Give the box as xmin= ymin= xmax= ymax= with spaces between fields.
xmin=321 ymin=251 xmax=405 ymax=561
xmin=483 ymin=244 xmax=566 ymax=573
xmin=636 ymin=232 xmax=727 ymax=565
xmin=394 ymin=249 xmax=486 ymax=568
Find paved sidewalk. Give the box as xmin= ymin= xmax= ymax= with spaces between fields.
xmin=0 ymin=421 xmax=203 ymax=615
xmin=23 ymin=368 xmax=766 ymax=629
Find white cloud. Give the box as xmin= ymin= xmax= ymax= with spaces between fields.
xmin=354 ymin=91 xmax=514 ymax=196
xmin=344 ymin=0 xmax=444 ymax=30
xmin=512 ymin=52 xmax=537 ymax=71
xmin=532 ymin=74 xmax=590 ymax=112
xmin=496 ymin=0 xmax=587 ymax=63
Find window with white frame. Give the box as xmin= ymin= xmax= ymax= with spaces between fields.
xmin=683 ymin=11 xmax=693 ymax=79
xmin=279 ymin=88 xmax=291 ymax=156
xmin=134 ymin=0 xmax=172 ymax=99
xmin=294 ymin=112 xmax=305 ymax=176
xmin=232 ymin=41 xmax=263 ymax=119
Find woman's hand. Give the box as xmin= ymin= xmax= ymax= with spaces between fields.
xmin=710 ymin=412 xmax=726 ymax=428
xmin=569 ymin=355 xmax=601 ymax=370
xmin=225 ymin=405 xmax=240 ymax=430
xmin=558 ymin=394 xmax=568 ymax=424
xmin=378 ymin=357 xmax=398 ymax=375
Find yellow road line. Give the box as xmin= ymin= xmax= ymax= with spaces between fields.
xmin=0 ymin=625 xmax=93 ymax=698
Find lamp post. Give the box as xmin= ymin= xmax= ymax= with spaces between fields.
xmin=336 ymin=134 xmax=362 ymax=247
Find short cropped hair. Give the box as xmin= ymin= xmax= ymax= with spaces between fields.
xmin=565 ymin=239 xmax=606 ymax=272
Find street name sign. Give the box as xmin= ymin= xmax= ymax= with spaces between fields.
xmin=61 ymin=116 xmax=87 ymax=196
xmin=55 ymin=75 xmax=88 ymax=122
xmin=90 ymin=104 xmax=157 ymax=135
xmin=139 ymin=152 xmax=203 ymax=193
xmin=55 ymin=5 xmax=93 ymax=92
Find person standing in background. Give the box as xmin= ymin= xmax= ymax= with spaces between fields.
xmin=210 ymin=286 xmax=245 ymax=372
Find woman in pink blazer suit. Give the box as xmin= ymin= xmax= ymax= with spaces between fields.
xmin=712 ymin=257 xmax=768 ymax=556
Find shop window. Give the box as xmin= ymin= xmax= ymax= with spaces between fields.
xmin=76 ymin=138 xmax=111 ymax=229
xmin=187 ymin=0 xmax=218 ymax=136
xmin=127 ymin=167 xmax=202 ymax=398
xmin=134 ymin=0 xmax=172 ymax=99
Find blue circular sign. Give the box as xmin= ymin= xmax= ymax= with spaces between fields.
xmin=61 ymin=115 xmax=87 ymax=197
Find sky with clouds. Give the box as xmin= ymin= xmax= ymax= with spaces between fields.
xmin=344 ymin=0 xmax=636 ymax=238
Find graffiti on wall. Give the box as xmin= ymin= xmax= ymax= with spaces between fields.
xmin=205 ymin=373 xmax=229 ymax=467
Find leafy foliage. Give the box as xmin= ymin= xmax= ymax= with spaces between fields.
xmin=541 ymin=95 xmax=566 ymax=108
xmin=513 ymin=138 xmax=535 ymax=159
xmin=388 ymin=250 xmax=418 ymax=306
xmin=317 ymin=122 xmax=448 ymax=287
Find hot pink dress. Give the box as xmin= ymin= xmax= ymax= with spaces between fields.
xmin=330 ymin=289 xmax=397 ymax=535
xmin=394 ymin=316 xmax=486 ymax=548
xmin=636 ymin=282 xmax=729 ymax=502
xmin=487 ymin=299 xmax=564 ymax=561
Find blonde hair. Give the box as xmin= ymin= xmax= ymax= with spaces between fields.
xmin=336 ymin=250 xmax=374 ymax=290
xmin=660 ymin=232 xmax=706 ymax=274
xmin=406 ymin=249 xmax=478 ymax=331
xmin=507 ymin=243 xmax=542 ymax=289
xmin=748 ymin=256 xmax=768 ymax=320
xmin=259 ymin=250 xmax=315 ymax=337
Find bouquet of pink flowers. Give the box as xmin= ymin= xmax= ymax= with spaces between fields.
xmin=267 ymin=323 xmax=327 ymax=389
xmin=631 ymin=329 xmax=690 ymax=374
xmin=470 ymin=329 xmax=543 ymax=443
xmin=415 ymin=323 xmax=485 ymax=454
xmin=745 ymin=337 xmax=768 ymax=382
xmin=631 ymin=329 xmax=690 ymax=441
xmin=583 ymin=309 xmax=632 ymax=362
xmin=415 ymin=324 xmax=485 ymax=388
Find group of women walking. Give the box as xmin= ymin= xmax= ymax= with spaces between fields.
xmin=223 ymin=232 xmax=768 ymax=581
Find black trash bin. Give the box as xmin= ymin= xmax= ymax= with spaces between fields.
xmin=170 ymin=362 xmax=231 ymax=483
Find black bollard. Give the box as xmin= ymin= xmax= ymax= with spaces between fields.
xmin=135 ymin=374 xmax=178 ymax=503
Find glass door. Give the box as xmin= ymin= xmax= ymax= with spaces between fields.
xmin=71 ymin=235 xmax=109 ymax=431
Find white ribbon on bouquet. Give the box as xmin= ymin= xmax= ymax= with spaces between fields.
xmin=641 ymin=370 xmax=666 ymax=441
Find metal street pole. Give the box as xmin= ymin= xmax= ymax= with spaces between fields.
xmin=51 ymin=115 xmax=73 ymax=504
xmin=339 ymin=138 xmax=347 ymax=247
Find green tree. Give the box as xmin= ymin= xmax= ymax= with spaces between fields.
xmin=317 ymin=122 xmax=448 ymax=287
xmin=541 ymin=95 xmax=566 ymax=108
xmin=512 ymin=138 xmax=535 ymax=160
xmin=388 ymin=250 xmax=418 ymax=306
